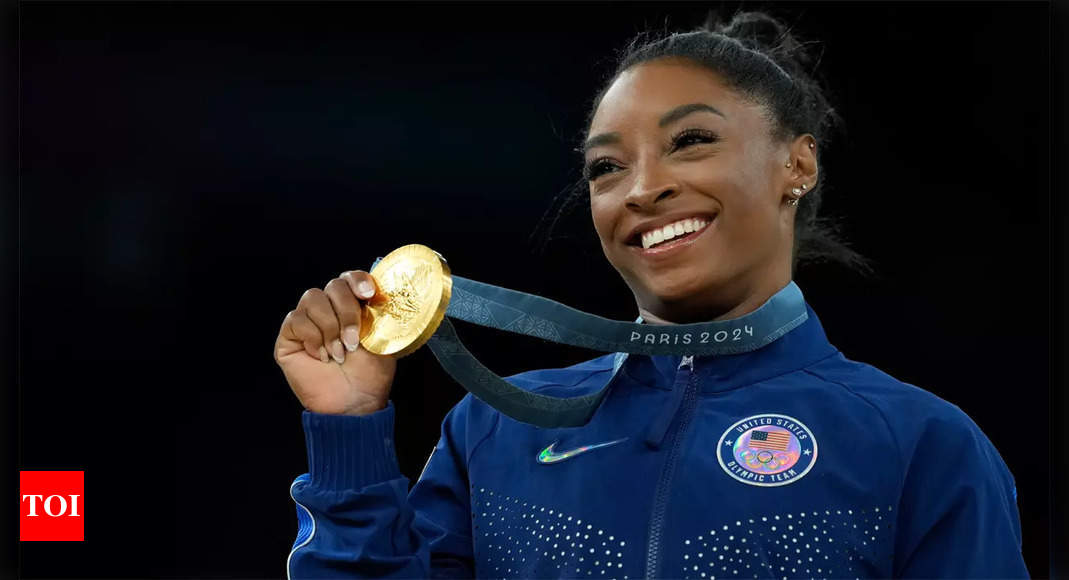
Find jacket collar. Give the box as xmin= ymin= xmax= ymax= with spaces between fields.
xmin=617 ymin=301 xmax=838 ymax=394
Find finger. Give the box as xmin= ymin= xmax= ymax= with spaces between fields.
xmin=280 ymin=309 xmax=330 ymax=363
xmin=340 ymin=270 xmax=379 ymax=302
xmin=324 ymin=278 xmax=362 ymax=353
xmin=296 ymin=288 xmax=345 ymax=364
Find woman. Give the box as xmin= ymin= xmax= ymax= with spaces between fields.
xmin=274 ymin=11 xmax=1028 ymax=579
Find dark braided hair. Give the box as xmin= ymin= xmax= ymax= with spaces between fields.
xmin=532 ymin=9 xmax=873 ymax=276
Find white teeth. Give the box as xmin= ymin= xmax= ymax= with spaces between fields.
xmin=639 ymin=216 xmax=712 ymax=249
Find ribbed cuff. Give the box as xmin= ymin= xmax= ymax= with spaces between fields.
xmin=301 ymin=402 xmax=402 ymax=491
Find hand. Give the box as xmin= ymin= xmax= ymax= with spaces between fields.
xmin=274 ymin=270 xmax=397 ymax=416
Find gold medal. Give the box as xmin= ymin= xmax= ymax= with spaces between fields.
xmin=359 ymin=244 xmax=452 ymax=358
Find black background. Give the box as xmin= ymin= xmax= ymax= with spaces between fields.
xmin=14 ymin=1 xmax=1052 ymax=577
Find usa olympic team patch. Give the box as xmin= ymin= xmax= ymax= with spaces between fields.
xmin=717 ymin=413 xmax=818 ymax=487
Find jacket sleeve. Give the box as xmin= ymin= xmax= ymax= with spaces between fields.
xmin=892 ymin=407 xmax=1029 ymax=578
xmin=286 ymin=399 xmax=478 ymax=579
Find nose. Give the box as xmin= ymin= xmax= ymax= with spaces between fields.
xmin=623 ymin=159 xmax=680 ymax=210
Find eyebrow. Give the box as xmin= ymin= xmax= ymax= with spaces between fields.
xmin=581 ymin=103 xmax=727 ymax=154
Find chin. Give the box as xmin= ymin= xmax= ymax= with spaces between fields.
xmin=648 ymin=283 xmax=700 ymax=305
xmin=644 ymin=276 xmax=717 ymax=308
xmin=639 ymin=268 xmax=740 ymax=316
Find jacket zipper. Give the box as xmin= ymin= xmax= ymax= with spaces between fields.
xmin=644 ymin=355 xmax=699 ymax=579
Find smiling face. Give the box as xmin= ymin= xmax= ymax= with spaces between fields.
xmin=585 ymin=58 xmax=815 ymax=323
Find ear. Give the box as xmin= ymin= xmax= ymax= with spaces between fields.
xmin=785 ymin=134 xmax=818 ymax=201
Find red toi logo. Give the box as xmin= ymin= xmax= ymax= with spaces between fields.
xmin=20 ymin=471 xmax=84 ymax=541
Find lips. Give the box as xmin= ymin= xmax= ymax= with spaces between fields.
xmin=628 ymin=215 xmax=715 ymax=258
xmin=625 ymin=212 xmax=718 ymax=248
xmin=639 ymin=216 xmax=712 ymax=249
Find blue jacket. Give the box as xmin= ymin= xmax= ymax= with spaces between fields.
xmin=286 ymin=303 xmax=1028 ymax=578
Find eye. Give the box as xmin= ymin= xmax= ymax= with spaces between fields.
xmin=583 ymin=157 xmax=621 ymax=181
xmin=670 ymin=128 xmax=719 ymax=151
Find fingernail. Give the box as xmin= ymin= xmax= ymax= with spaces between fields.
xmin=342 ymin=326 xmax=360 ymax=352
xmin=330 ymin=340 xmax=345 ymax=364
xmin=357 ymin=280 xmax=374 ymax=298
xmin=318 ymin=346 xmax=329 ymax=363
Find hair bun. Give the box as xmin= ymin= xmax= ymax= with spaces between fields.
xmin=704 ymin=10 xmax=801 ymax=56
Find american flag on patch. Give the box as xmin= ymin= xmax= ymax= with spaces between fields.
xmin=749 ymin=429 xmax=791 ymax=451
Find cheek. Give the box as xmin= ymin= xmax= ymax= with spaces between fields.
xmin=692 ymin=164 xmax=764 ymax=222
xmin=701 ymin=164 xmax=779 ymax=248
xmin=728 ymin=148 xmax=778 ymax=211
xmin=589 ymin=198 xmax=613 ymax=244
xmin=725 ymin=194 xmax=778 ymax=248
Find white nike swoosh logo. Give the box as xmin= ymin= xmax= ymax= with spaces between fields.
xmin=536 ymin=438 xmax=628 ymax=464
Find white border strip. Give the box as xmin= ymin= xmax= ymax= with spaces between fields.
xmin=286 ymin=475 xmax=317 ymax=580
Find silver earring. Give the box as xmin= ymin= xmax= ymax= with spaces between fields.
xmin=785 ymin=160 xmax=792 ymax=168
xmin=787 ymin=187 xmax=803 ymax=207
xmin=808 ymin=142 xmax=815 ymax=149
xmin=800 ymin=184 xmax=808 ymax=191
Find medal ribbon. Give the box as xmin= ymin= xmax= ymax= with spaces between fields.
xmin=371 ymin=258 xmax=808 ymax=428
